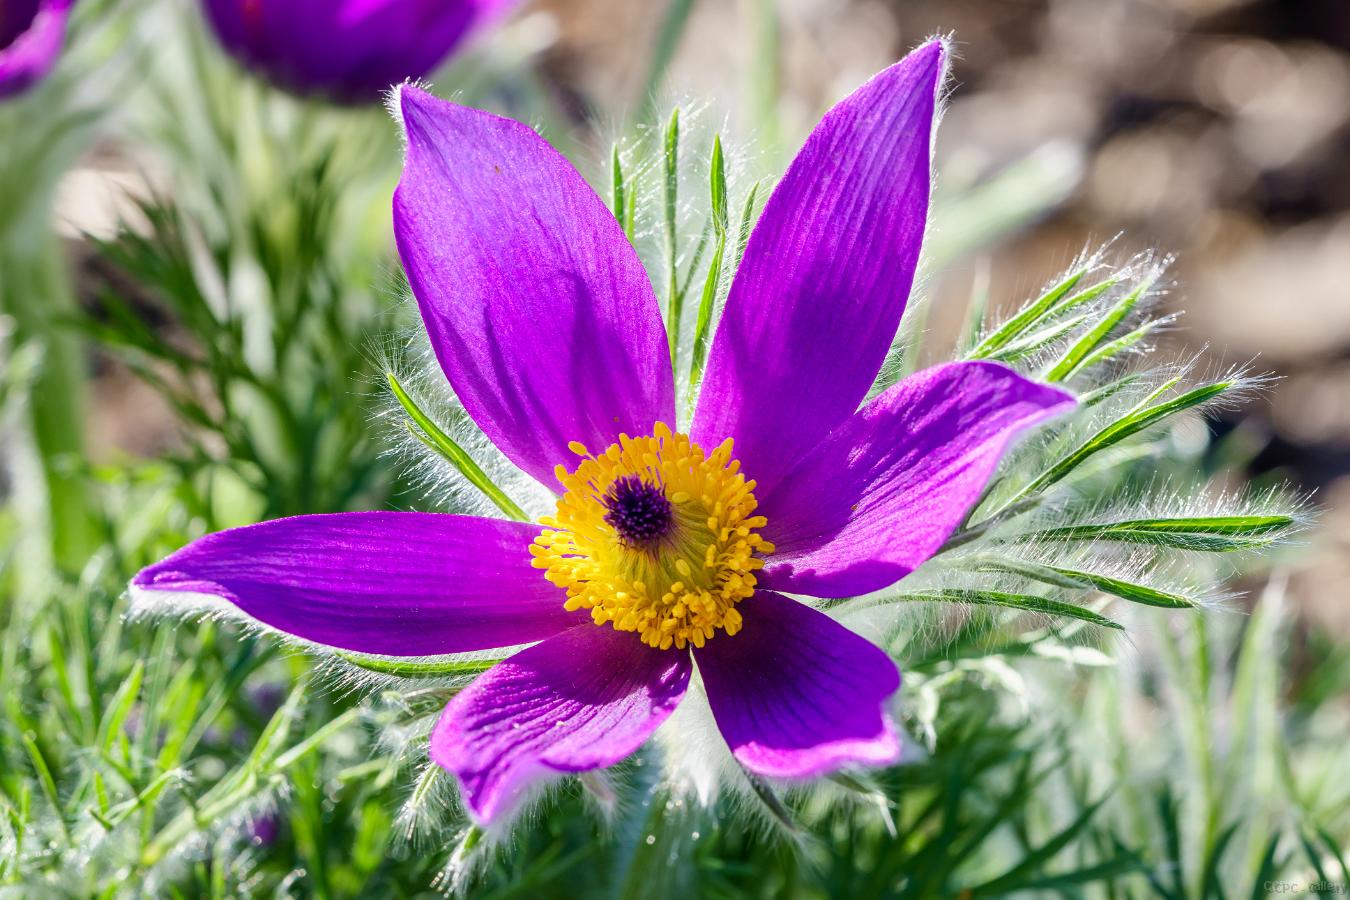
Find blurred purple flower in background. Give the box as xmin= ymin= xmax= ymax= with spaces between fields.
xmin=0 ymin=0 xmax=73 ymax=100
xmin=201 ymin=0 xmax=514 ymax=104
xmin=131 ymin=40 xmax=1077 ymax=825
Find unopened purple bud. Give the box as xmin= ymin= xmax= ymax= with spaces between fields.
xmin=200 ymin=0 xmax=514 ymax=104
xmin=0 ymin=0 xmax=74 ymax=101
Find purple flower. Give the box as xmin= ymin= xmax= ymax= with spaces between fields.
xmin=201 ymin=0 xmax=513 ymax=104
xmin=131 ymin=41 xmax=1076 ymax=825
xmin=0 ymin=0 xmax=73 ymax=100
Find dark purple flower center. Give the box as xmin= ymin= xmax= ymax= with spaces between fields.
xmin=602 ymin=475 xmax=673 ymax=545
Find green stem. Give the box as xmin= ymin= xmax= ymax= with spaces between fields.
xmin=663 ymin=108 xmax=681 ymax=363
xmin=744 ymin=0 xmax=781 ymax=164
xmin=0 ymin=233 xmax=97 ymax=575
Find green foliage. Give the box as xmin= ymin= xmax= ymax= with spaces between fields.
xmin=386 ymin=371 xmax=529 ymax=522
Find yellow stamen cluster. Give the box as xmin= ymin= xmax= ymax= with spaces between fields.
xmin=530 ymin=422 xmax=774 ymax=650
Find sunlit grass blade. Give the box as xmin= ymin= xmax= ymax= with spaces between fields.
xmin=611 ymin=145 xmax=627 ymax=237
xmin=663 ymin=108 xmax=681 ymax=360
xmin=962 ymin=793 xmax=1120 ymax=896
xmin=986 ymin=312 xmax=1093 ymax=363
xmin=1048 ymin=276 xmax=1120 ymax=317
xmin=1077 ymin=371 xmax=1147 ymax=408
xmin=1027 ymin=514 xmax=1296 ymax=552
xmin=141 ymin=685 xmax=357 ymax=867
xmin=1066 ymin=315 xmax=1174 ymax=378
xmin=997 ymin=377 xmax=1236 ymax=511
xmin=386 ymin=371 xmax=529 ymax=522
xmin=967 ymin=265 xmax=1085 ymax=358
xmin=21 ymin=734 xmax=68 ymax=841
xmin=1250 ymin=834 xmax=1286 ymax=900
xmin=689 ymin=136 xmax=729 ymax=386
xmin=974 ymin=559 xmax=1199 ymax=609
xmin=732 ymin=180 xmax=759 ymax=271
xmin=1046 ymin=277 xmax=1154 ymax=381
xmin=1200 ymin=822 xmax=1240 ymax=899
xmin=96 ymin=660 xmax=143 ymax=752
xmin=895 ymin=589 xmax=1123 ymax=629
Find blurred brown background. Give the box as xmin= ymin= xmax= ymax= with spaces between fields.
xmin=530 ymin=0 xmax=1350 ymax=631
xmin=73 ymin=0 xmax=1348 ymax=630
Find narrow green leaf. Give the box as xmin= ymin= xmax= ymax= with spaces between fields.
xmin=708 ymin=135 xmax=727 ymax=228
xmin=386 ymin=371 xmax=529 ymax=522
xmin=983 ymin=857 xmax=1143 ymax=893
xmin=46 ymin=626 xmax=91 ymax=743
xmin=689 ymin=136 xmax=730 ymax=386
xmin=271 ymin=707 xmax=360 ymax=770
xmin=732 ymin=181 xmax=759 ymax=272
xmin=1250 ymin=834 xmax=1285 ymax=900
xmin=1002 ymin=378 xmax=1233 ymax=508
xmin=1047 ymin=277 xmax=1120 ymax=317
xmin=1315 ymin=825 xmax=1350 ymax=885
xmin=1201 ymin=822 xmax=1240 ymax=900
xmin=1067 ymin=315 xmax=1171 ymax=378
xmin=968 ymin=266 xmax=1086 ymax=358
xmin=21 ymin=734 xmax=67 ymax=841
xmin=96 ymin=659 xmax=143 ymax=752
xmin=335 ymin=652 xmax=498 ymax=679
xmin=1297 ymin=829 xmax=1333 ymax=893
xmin=458 ymin=823 xmax=483 ymax=855
xmin=92 ymin=770 xmax=110 ymax=816
xmin=247 ymin=681 xmax=306 ymax=770
xmin=1028 ymin=514 xmax=1295 ymax=552
xmin=896 ymin=589 xmax=1123 ymax=629
xmin=675 ymin=218 xmax=713 ymax=304
xmin=966 ymin=793 xmax=1114 ymax=895
xmin=625 ymin=177 xmax=637 ymax=244
xmin=1046 ymin=277 xmax=1153 ymax=381
xmin=142 ymin=693 xmax=350 ymax=867
xmin=745 ymin=772 xmax=800 ymax=833
xmin=1077 ymin=372 xmax=1147 ymax=408
xmin=987 ymin=312 xmax=1093 ymax=363
xmin=409 ymin=764 xmax=442 ymax=813
xmin=976 ymin=559 xmax=1198 ymax=609
xmin=663 ymin=108 xmax=681 ymax=360
xmin=610 ymin=145 xmax=626 ymax=234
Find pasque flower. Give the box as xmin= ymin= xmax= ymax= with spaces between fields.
xmin=132 ymin=40 xmax=1075 ymax=824
xmin=0 ymin=0 xmax=73 ymax=100
xmin=201 ymin=0 xmax=513 ymax=103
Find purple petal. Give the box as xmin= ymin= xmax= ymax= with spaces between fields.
xmin=431 ymin=626 xmax=690 ymax=823
xmin=394 ymin=87 xmax=674 ymax=491
xmin=131 ymin=512 xmax=576 ymax=656
xmin=0 ymin=0 xmax=72 ymax=101
xmin=758 ymin=361 xmax=1076 ymax=598
xmin=695 ymin=591 xmax=900 ymax=778
xmin=692 ymin=41 xmax=945 ymax=494
xmin=202 ymin=0 xmax=513 ymax=103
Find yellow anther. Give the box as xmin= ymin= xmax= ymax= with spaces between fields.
xmin=529 ymin=422 xmax=771 ymax=650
